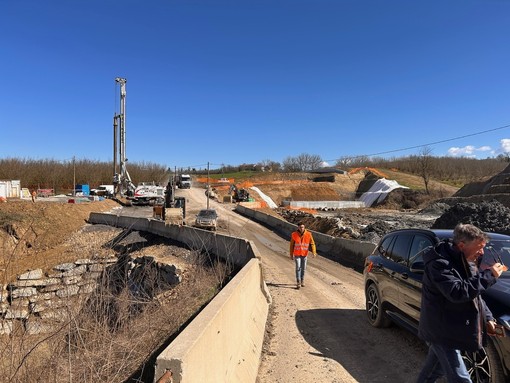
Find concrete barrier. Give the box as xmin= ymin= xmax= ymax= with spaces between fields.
xmin=88 ymin=213 xmax=257 ymax=267
xmin=234 ymin=205 xmax=376 ymax=271
xmin=282 ymin=200 xmax=365 ymax=209
xmin=154 ymin=258 xmax=268 ymax=382
xmin=87 ymin=213 xmax=271 ymax=383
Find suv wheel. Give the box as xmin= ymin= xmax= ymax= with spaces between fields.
xmin=462 ymin=340 xmax=505 ymax=383
xmin=366 ymin=283 xmax=392 ymax=328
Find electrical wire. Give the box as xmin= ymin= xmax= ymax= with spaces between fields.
xmin=324 ymin=123 xmax=510 ymax=162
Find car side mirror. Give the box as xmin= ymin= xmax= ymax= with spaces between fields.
xmin=377 ymin=245 xmax=387 ymax=257
xmin=410 ymin=261 xmax=424 ymax=273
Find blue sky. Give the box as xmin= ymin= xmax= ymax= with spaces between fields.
xmin=2 ymin=0 xmax=510 ymax=170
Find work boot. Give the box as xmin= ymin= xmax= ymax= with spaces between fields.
xmin=301 ymin=281 xmax=305 ymax=287
xmin=296 ymin=281 xmax=301 ymax=290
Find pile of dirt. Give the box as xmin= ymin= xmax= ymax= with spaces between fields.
xmin=372 ymin=188 xmax=431 ymax=210
xmin=431 ymin=200 xmax=510 ymax=235
xmin=0 ymin=198 xmax=120 ymax=281
xmin=454 ymin=163 xmax=510 ymax=197
xmin=277 ymin=199 xmax=510 ymax=246
xmin=276 ymin=207 xmax=435 ymax=244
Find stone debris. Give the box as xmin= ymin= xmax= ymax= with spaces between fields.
xmin=0 ymin=251 xmax=183 ymax=335
xmin=278 ymin=200 xmax=510 ymax=245
xmin=431 ymin=200 xmax=510 ymax=234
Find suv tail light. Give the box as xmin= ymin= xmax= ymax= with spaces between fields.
xmin=365 ymin=260 xmax=374 ymax=273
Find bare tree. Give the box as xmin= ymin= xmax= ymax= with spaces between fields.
xmin=258 ymin=159 xmax=281 ymax=172
xmin=283 ymin=153 xmax=323 ymax=172
xmin=416 ymin=146 xmax=433 ymax=194
xmin=282 ymin=156 xmax=300 ymax=172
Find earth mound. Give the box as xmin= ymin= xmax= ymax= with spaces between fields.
xmin=431 ymin=200 xmax=510 ymax=235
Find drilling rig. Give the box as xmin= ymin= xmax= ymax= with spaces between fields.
xmin=113 ymin=77 xmax=135 ymax=197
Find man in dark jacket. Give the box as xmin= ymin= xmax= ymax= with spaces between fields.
xmin=417 ymin=223 xmax=505 ymax=383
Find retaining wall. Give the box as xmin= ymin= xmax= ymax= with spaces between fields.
xmin=154 ymin=258 xmax=268 ymax=383
xmin=88 ymin=213 xmax=255 ymax=268
xmin=282 ymin=200 xmax=365 ymax=209
xmin=1 ymin=257 xmax=117 ymax=335
xmin=1 ymin=256 xmax=183 ymax=336
xmin=87 ymin=213 xmax=271 ymax=383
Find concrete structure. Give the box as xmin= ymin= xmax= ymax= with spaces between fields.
xmin=87 ymin=212 xmax=271 ymax=383
xmin=0 ymin=180 xmax=21 ymax=199
xmin=154 ymin=258 xmax=268 ymax=382
xmin=282 ymin=200 xmax=365 ymax=209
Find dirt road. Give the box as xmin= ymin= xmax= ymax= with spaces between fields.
xmin=180 ymin=187 xmax=428 ymax=382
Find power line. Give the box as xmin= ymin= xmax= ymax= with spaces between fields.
xmin=174 ymin=123 xmax=510 ymax=170
xmin=325 ymin=123 xmax=510 ymax=163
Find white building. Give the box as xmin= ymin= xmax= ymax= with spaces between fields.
xmin=0 ymin=180 xmax=21 ymax=199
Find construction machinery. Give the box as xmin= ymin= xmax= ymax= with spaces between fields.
xmin=228 ymin=184 xmax=250 ymax=202
xmin=152 ymin=180 xmax=186 ymax=224
xmin=131 ymin=182 xmax=165 ymax=205
xmin=113 ymin=77 xmax=136 ymax=197
xmin=176 ymin=174 xmax=192 ymax=189
xmin=165 ymin=180 xmax=186 ymax=212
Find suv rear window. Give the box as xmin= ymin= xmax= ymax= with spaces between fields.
xmin=409 ymin=234 xmax=434 ymax=265
xmin=387 ymin=234 xmax=413 ymax=265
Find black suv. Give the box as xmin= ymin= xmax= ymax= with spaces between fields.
xmin=364 ymin=228 xmax=510 ymax=383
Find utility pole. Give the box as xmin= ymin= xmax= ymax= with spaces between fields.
xmin=207 ymin=162 xmax=210 ymax=209
xmin=73 ymin=156 xmax=76 ymax=197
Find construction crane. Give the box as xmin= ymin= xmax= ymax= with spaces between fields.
xmin=113 ymin=77 xmax=135 ymax=197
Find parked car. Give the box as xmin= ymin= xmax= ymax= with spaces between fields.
xmin=194 ymin=209 xmax=218 ymax=231
xmin=364 ymin=228 xmax=510 ymax=383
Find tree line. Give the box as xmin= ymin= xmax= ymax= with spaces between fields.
xmin=0 ymin=158 xmax=168 ymax=194
xmin=0 ymin=152 xmax=508 ymax=194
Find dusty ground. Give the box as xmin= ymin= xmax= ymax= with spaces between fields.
xmin=0 ymin=198 xmax=122 ymax=282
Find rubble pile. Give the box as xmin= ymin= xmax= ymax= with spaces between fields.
xmin=431 ymin=200 xmax=510 ymax=235
xmin=277 ymin=207 xmax=433 ymax=244
xmin=277 ymin=200 xmax=510 ymax=246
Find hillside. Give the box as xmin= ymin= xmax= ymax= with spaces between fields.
xmin=0 ymin=199 xmax=120 ymax=282
xmin=212 ymin=169 xmax=459 ymax=208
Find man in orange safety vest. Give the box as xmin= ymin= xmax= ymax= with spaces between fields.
xmin=290 ymin=222 xmax=316 ymax=290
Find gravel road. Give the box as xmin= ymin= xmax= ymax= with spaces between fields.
xmin=178 ymin=187 xmax=428 ymax=382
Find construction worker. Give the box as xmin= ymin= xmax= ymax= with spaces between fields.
xmin=289 ymin=222 xmax=316 ymax=289
xmin=31 ymin=190 xmax=37 ymax=203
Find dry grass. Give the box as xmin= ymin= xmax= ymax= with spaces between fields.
xmin=1 ymin=261 xmax=223 ymax=382
xmin=0 ymin=203 xmax=233 ymax=383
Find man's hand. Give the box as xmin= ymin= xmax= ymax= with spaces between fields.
xmin=289 ymin=254 xmax=294 ymax=260
xmin=487 ymin=320 xmax=497 ymax=335
xmin=313 ymin=253 xmax=317 ymax=258
xmin=490 ymin=263 xmax=506 ymax=278
xmin=487 ymin=320 xmax=506 ymax=337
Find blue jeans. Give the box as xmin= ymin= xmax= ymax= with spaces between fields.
xmin=416 ymin=343 xmax=471 ymax=383
xmin=294 ymin=256 xmax=307 ymax=282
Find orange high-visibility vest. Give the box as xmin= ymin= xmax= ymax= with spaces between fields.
xmin=291 ymin=231 xmax=313 ymax=257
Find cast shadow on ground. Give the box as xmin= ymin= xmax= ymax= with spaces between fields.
xmin=265 ymin=282 xmax=299 ymax=290
xmin=295 ymin=308 xmax=427 ymax=383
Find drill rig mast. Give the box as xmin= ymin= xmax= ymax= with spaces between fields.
xmin=113 ymin=77 xmax=135 ymax=197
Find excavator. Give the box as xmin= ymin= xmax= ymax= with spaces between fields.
xmin=228 ymin=184 xmax=250 ymax=202
xmin=152 ymin=180 xmax=186 ymax=224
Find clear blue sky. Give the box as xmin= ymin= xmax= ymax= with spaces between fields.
xmin=2 ymin=0 xmax=510 ymax=170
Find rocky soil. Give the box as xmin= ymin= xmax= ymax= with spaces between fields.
xmin=277 ymin=199 xmax=510 ymax=244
